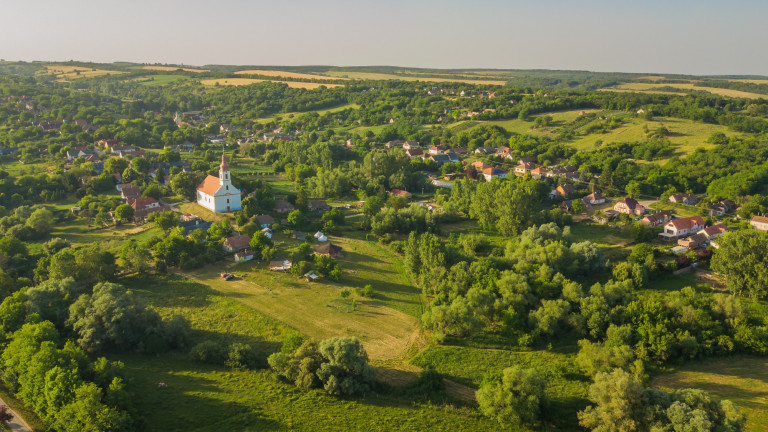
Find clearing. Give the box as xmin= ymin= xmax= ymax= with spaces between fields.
xmin=234 ymin=70 xmax=346 ymax=80
xmin=179 ymin=235 xmax=423 ymax=363
xmin=652 ymin=356 xmax=768 ymax=432
xmin=36 ymin=65 xmax=123 ymax=80
xmin=200 ymin=78 xmax=343 ymax=89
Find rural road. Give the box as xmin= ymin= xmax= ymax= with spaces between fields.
xmin=0 ymin=398 xmax=32 ymax=432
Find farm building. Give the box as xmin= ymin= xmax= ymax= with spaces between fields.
xmin=255 ymin=214 xmax=275 ymax=228
xmin=273 ymin=199 xmax=295 ymax=214
xmin=390 ymin=189 xmax=412 ymax=199
xmin=269 ymin=260 xmax=292 ymax=272
xmin=314 ymin=242 xmax=342 ymax=258
xmin=750 ymin=215 xmax=768 ymax=231
xmin=234 ymin=249 xmax=255 ymax=263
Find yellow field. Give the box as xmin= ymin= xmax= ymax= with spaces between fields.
xmin=234 ymin=69 xmax=346 ymax=80
xmin=37 ymin=65 xmax=123 ymax=79
xmin=604 ymin=82 xmax=767 ymax=99
xmin=143 ymin=65 xmax=209 ymax=73
xmin=200 ymin=78 xmax=343 ymax=89
xmin=726 ymin=78 xmax=768 ymax=84
xmin=324 ymin=71 xmax=507 ymax=86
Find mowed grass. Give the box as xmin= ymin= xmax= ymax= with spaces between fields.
xmin=48 ymin=212 xmax=162 ymax=249
xmin=652 ymin=356 xmax=768 ymax=432
xmin=603 ymin=82 xmax=768 ymax=100
xmin=36 ymin=65 xmax=123 ymax=80
xmin=180 ymin=235 xmax=422 ymax=363
xmin=114 ymin=274 xmax=502 ymax=432
xmin=323 ymin=71 xmax=507 ymax=86
xmin=412 ymin=345 xmax=589 ymax=431
xmin=234 ymin=69 xmax=347 ymax=80
xmin=143 ymin=65 xmax=209 ymax=73
xmin=200 ymin=78 xmax=343 ymax=89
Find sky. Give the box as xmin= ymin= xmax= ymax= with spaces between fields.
xmin=1 ymin=0 xmax=767 ymax=76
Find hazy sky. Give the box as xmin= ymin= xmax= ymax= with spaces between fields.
xmin=1 ymin=0 xmax=766 ymax=75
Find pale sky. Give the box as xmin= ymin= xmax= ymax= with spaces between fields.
xmin=1 ymin=0 xmax=766 ymax=76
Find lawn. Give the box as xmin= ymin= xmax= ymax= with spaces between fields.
xmin=48 ymin=211 xmax=162 ymax=249
xmin=114 ymin=273 xmax=502 ymax=432
xmin=179 ymin=234 xmax=422 ymax=364
xmin=652 ymin=356 xmax=768 ymax=432
xmin=650 ymin=201 xmax=701 ymax=217
xmin=568 ymin=221 xmax=634 ymax=261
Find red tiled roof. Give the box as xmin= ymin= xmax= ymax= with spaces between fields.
xmin=668 ymin=216 xmax=705 ymax=230
xmin=701 ymin=223 xmax=728 ymax=236
xmin=129 ymin=197 xmax=158 ymax=209
xmin=197 ymin=175 xmax=221 ymax=196
xmin=751 ymin=215 xmax=768 ymax=224
xmin=224 ymin=234 xmax=251 ymax=250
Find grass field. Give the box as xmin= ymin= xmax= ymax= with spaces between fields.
xmin=179 ymin=234 xmax=422 ymax=363
xmin=652 ymin=356 xmax=768 ymax=432
xmin=36 ymin=65 xmax=123 ymax=80
xmin=143 ymin=65 xmax=209 ymax=73
xmin=234 ymin=70 xmax=346 ymax=80
xmin=135 ymin=74 xmax=191 ymax=86
xmin=323 ymin=71 xmax=507 ymax=86
xmin=603 ymin=82 xmax=768 ymax=100
xmin=200 ymin=78 xmax=343 ymax=89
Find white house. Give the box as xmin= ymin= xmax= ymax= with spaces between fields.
xmin=261 ymin=227 xmax=273 ymax=240
xmin=750 ymin=215 xmax=768 ymax=231
xmin=196 ymin=152 xmax=242 ymax=213
xmin=660 ymin=216 xmax=706 ymax=240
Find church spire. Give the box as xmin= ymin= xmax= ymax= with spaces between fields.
xmin=220 ymin=151 xmax=229 ymax=172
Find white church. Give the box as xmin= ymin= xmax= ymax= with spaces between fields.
xmin=196 ymin=152 xmax=242 ymax=212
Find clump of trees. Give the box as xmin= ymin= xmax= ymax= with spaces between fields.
xmin=712 ymin=230 xmax=768 ymax=299
xmin=579 ymin=369 xmax=744 ymax=432
xmin=268 ymin=336 xmax=376 ymax=396
xmin=476 ymin=366 xmax=548 ymax=427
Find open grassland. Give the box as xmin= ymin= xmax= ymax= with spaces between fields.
xmin=114 ymin=274 xmax=501 ymax=432
xmin=412 ymin=345 xmax=589 ymax=430
xmin=180 ymin=235 xmax=422 ymax=363
xmin=234 ymin=69 xmax=347 ymax=80
xmin=200 ymin=78 xmax=343 ymax=89
xmin=143 ymin=65 xmax=209 ymax=73
xmin=323 ymin=71 xmax=507 ymax=86
xmin=603 ymin=82 xmax=768 ymax=99
xmin=135 ymin=74 xmax=191 ymax=86
xmin=36 ymin=65 xmax=123 ymax=80
xmin=652 ymin=357 xmax=768 ymax=432
xmin=178 ymin=202 xmax=232 ymax=222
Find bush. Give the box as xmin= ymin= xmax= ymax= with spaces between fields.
xmin=225 ymin=343 xmax=261 ymax=370
xmin=476 ymin=366 xmax=548 ymax=426
xmin=189 ymin=341 xmax=227 ymax=364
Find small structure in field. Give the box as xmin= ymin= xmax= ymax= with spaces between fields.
xmin=234 ymin=249 xmax=254 ymax=263
xmin=269 ymin=259 xmax=292 ymax=272
xmin=314 ymin=231 xmax=328 ymax=242
xmin=304 ymin=270 xmax=320 ymax=282
xmin=223 ymin=234 xmax=251 ymax=252
xmin=314 ymin=242 xmax=342 ymax=258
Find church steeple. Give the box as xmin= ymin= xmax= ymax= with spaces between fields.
xmin=219 ymin=151 xmax=230 ymax=184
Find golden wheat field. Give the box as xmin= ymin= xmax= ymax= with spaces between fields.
xmin=234 ymin=69 xmax=346 ymax=80
xmin=37 ymin=65 xmax=123 ymax=79
xmin=604 ymin=82 xmax=767 ymax=99
xmin=143 ymin=65 xmax=209 ymax=73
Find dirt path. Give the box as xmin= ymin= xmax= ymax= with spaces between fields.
xmin=0 ymin=397 xmax=32 ymax=432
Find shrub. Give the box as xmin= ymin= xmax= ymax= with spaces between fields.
xmin=476 ymin=366 xmax=548 ymax=426
xmin=189 ymin=341 xmax=227 ymax=364
xmin=225 ymin=343 xmax=261 ymax=370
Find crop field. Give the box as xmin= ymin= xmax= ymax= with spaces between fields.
xmin=652 ymin=356 xmax=768 ymax=432
xmin=180 ymin=235 xmax=422 ymax=363
xmin=200 ymin=78 xmax=343 ymax=89
xmin=602 ymin=82 xmax=768 ymax=99
xmin=36 ymin=65 xmax=123 ymax=79
xmin=234 ymin=69 xmax=346 ymax=80
xmin=135 ymin=74 xmax=191 ymax=86
xmin=142 ymin=65 xmax=209 ymax=73
xmin=323 ymin=71 xmax=507 ymax=86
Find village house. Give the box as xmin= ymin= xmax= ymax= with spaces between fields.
xmin=179 ymin=217 xmax=212 ymax=235
xmin=678 ymin=233 xmax=708 ymax=249
xmin=482 ymin=167 xmax=508 ymax=181
xmin=222 ymin=234 xmax=251 ymax=253
xmin=273 ymin=199 xmax=295 ymax=214
xmin=314 ymin=242 xmax=342 ymax=258
xmin=444 ymin=151 xmax=460 ymax=163
xmin=581 ymin=192 xmax=607 ymax=207
xmin=234 ymin=249 xmax=255 ymax=263
xmin=530 ymin=166 xmax=548 ymax=180
xmin=750 ymin=215 xmax=768 ymax=231
xmin=429 ymin=154 xmax=451 ymax=166
xmin=391 ymin=189 xmax=412 ymax=199
xmin=121 ymin=185 xmax=141 ymax=201
xmin=707 ymin=200 xmax=735 ymax=216
xmin=196 ymin=153 xmax=242 ymax=213
xmin=128 ymin=197 xmax=159 ymax=211
xmin=669 ymin=194 xmax=699 ymax=205
xmin=553 ymin=184 xmax=576 ymax=199
xmin=613 ymin=198 xmax=645 ymax=215
xmin=678 ymin=223 xmax=728 ymax=249
xmin=255 ymin=214 xmax=275 ymax=228
xmin=660 ymin=216 xmax=706 ymax=240
xmin=471 ymin=161 xmax=490 ymax=171
xmin=428 ymin=145 xmax=444 ymax=155
xmin=405 ymin=148 xmax=423 ymax=159
xmin=308 ymin=200 xmax=330 ymax=212
xmin=514 ymin=162 xmax=536 ymax=176
xmin=641 ymin=210 xmax=673 ymax=227
xmin=473 ymin=147 xmax=495 ymax=155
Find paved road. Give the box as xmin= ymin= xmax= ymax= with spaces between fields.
xmin=0 ymin=399 xmax=32 ymax=432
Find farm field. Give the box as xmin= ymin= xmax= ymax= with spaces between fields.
xmin=323 ymin=71 xmax=507 ymax=86
xmin=135 ymin=74 xmax=191 ymax=86
xmin=114 ymin=274 xmax=501 ymax=432
xmin=200 ymin=78 xmax=343 ymax=89
xmin=142 ymin=65 xmax=209 ymax=73
xmin=602 ymin=82 xmax=768 ymax=99
xmin=234 ymin=69 xmax=346 ymax=80
xmin=652 ymin=356 xmax=768 ymax=432
xmin=179 ymin=235 xmax=423 ymax=363
xmin=36 ymin=65 xmax=123 ymax=79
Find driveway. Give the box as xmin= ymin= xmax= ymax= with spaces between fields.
xmin=0 ymin=398 xmax=32 ymax=432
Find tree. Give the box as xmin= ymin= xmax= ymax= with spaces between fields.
xmin=170 ymin=171 xmax=202 ymax=202
xmin=114 ymin=204 xmax=134 ymax=222
xmin=131 ymin=157 xmax=149 ymax=174
xmin=477 ymin=366 xmax=548 ymax=426
xmin=249 ymin=231 xmax=273 ymax=256
xmin=711 ymin=230 xmax=768 ymax=298
xmin=142 ymin=183 xmax=163 ymax=200
xmin=578 ymin=368 xmax=649 ymax=432
xmin=26 ymin=207 xmax=54 ymax=237
xmin=119 ymin=241 xmax=152 ymax=274
xmin=0 ymin=405 xmax=13 ymax=425
xmin=104 ymin=158 xmax=128 ymax=175
xmin=152 ymin=211 xmax=179 ymax=232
